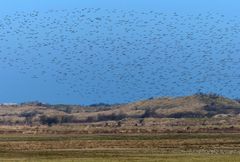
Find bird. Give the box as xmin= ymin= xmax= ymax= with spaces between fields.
xmin=0 ymin=8 xmax=240 ymax=104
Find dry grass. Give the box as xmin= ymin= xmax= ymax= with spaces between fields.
xmin=1 ymin=153 xmax=240 ymax=162
xmin=1 ymin=94 xmax=240 ymax=127
xmin=0 ymin=133 xmax=240 ymax=161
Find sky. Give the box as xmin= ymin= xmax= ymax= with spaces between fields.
xmin=0 ymin=0 xmax=239 ymax=13
xmin=0 ymin=0 xmax=240 ymax=105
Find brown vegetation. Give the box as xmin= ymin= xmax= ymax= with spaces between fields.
xmin=0 ymin=93 xmax=240 ymax=134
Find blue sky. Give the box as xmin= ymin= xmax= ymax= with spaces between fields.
xmin=0 ymin=0 xmax=239 ymax=13
xmin=0 ymin=0 xmax=240 ymax=104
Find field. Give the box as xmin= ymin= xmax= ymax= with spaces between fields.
xmin=0 ymin=94 xmax=240 ymax=161
xmin=0 ymin=133 xmax=240 ymax=162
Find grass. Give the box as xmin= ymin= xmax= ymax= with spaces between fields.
xmin=0 ymin=133 xmax=240 ymax=141
xmin=0 ymin=133 xmax=239 ymax=161
xmin=0 ymin=152 xmax=240 ymax=162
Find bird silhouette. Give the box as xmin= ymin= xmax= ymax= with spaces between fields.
xmin=0 ymin=8 xmax=240 ymax=104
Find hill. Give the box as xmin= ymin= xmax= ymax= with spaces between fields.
xmin=1 ymin=93 xmax=240 ymax=124
xmin=1 ymin=93 xmax=240 ymax=134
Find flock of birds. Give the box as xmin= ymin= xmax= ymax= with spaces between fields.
xmin=0 ymin=8 xmax=240 ymax=104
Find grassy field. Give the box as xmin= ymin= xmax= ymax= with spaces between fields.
xmin=0 ymin=133 xmax=240 ymax=161
xmin=1 ymin=152 xmax=240 ymax=162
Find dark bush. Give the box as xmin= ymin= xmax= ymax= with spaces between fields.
xmin=85 ymin=116 xmax=98 ymax=123
xmin=39 ymin=115 xmax=60 ymax=126
xmin=89 ymin=103 xmax=111 ymax=107
xmin=20 ymin=101 xmax=47 ymax=107
xmin=20 ymin=111 xmax=39 ymax=118
xmin=96 ymin=112 xmax=126 ymax=122
xmin=61 ymin=115 xmax=74 ymax=123
xmin=168 ymin=112 xmax=205 ymax=118
xmin=141 ymin=108 xmax=157 ymax=118
xmin=20 ymin=111 xmax=39 ymax=125
xmin=141 ymin=108 xmax=165 ymax=118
